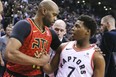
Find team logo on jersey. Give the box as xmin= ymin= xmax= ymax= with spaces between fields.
xmin=33 ymin=30 xmax=38 ymax=32
xmin=32 ymin=38 xmax=48 ymax=49
xmin=60 ymin=56 xmax=86 ymax=75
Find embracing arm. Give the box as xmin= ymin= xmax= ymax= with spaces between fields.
xmin=5 ymin=20 xmax=50 ymax=66
xmin=5 ymin=38 xmax=50 ymax=66
xmin=43 ymin=43 xmax=67 ymax=74
xmin=43 ymin=45 xmax=62 ymax=74
xmin=93 ymin=52 xmax=105 ymax=77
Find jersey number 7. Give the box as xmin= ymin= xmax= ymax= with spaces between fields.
xmin=68 ymin=66 xmax=75 ymax=77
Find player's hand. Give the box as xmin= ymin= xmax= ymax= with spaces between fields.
xmin=33 ymin=49 xmax=50 ymax=69
xmin=34 ymin=51 xmax=42 ymax=58
xmin=34 ymin=49 xmax=48 ymax=58
xmin=40 ymin=53 xmax=50 ymax=65
xmin=34 ymin=49 xmax=50 ymax=66
xmin=95 ymin=47 xmax=105 ymax=56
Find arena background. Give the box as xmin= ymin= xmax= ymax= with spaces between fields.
xmin=1 ymin=0 xmax=116 ymax=40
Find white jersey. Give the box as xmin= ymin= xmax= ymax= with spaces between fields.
xmin=56 ymin=41 xmax=96 ymax=77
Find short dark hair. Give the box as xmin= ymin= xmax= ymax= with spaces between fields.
xmin=77 ymin=15 xmax=97 ymax=37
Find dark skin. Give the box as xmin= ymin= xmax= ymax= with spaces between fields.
xmin=43 ymin=20 xmax=105 ymax=77
xmin=5 ymin=0 xmax=59 ymax=67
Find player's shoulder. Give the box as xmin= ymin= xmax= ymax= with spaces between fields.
xmin=93 ymin=50 xmax=105 ymax=69
xmin=61 ymin=41 xmax=74 ymax=49
xmin=61 ymin=41 xmax=71 ymax=46
xmin=14 ymin=19 xmax=30 ymax=27
xmin=93 ymin=51 xmax=105 ymax=62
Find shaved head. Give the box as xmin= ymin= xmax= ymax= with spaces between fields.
xmin=34 ymin=0 xmax=59 ymax=27
xmin=101 ymin=15 xmax=115 ymax=26
xmin=52 ymin=19 xmax=67 ymax=39
xmin=38 ymin=0 xmax=59 ymax=13
xmin=101 ymin=15 xmax=115 ymax=31
xmin=53 ymin=19 xmax=66 ymax=28
xmin=102 ymin=15 xmax=115 ymax=21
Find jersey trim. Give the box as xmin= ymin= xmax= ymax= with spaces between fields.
xmin=91 ymin=50 xmax=95 ymax=70
xmin=28 ymin=18 xmax=45 ymax=34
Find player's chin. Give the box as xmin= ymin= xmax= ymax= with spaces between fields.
xmin=48 ymin=22 xmax=54 ymax=27
xmin=46 ymin=24 xmax=52 ymax=27
xmin=51 ymin=22 xmax=54 ymax=25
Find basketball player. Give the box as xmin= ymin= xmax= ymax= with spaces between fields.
xmin=47 ymin=19 xmax=69 ymax=77
xmin=43 ymin=15 xmax=105 ymax=77
xmin=3 ymin=0 xmax=62 ymax=77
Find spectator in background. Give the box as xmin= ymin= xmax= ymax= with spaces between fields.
xmin=52 ymin=19 xmax=69 ymax=42
xmin=0 ymin=25 xmax=5 ymax=37
xmin=48 ymin=19 xmax=69 ymax=77
xmin=0 ymin=24 xmax=13 ymax=77
xmin=100 ymin=15 xmax=116 ymax=77
xmin=22 ymin=0 xmax=28 ymax=4
xmin=95 ymin=28 xmax=102 ymax=47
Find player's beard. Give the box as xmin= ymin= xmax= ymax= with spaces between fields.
xmin=42 ymin=17 xmax=51 ymax=27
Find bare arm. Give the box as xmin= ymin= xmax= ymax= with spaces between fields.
xmin=93 ymin=51 xmax=105 ymax=77
xmin=5 ymin=38 xmax=50 ymax=66
xmin=43 ymin=43 xmax=67 ymax=74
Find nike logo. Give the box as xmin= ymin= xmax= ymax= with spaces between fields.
xmin=33 ymin=30 xmax=38 ymax=32
xmin=66 ymin=48 xmax=72 ymax=50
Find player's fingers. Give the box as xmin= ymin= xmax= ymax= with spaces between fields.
xmin=43 ymin=51 xmax=47 ymax=55
xmin=39 ymin=52 xmax=42 ymax=55
xmin=41 ymin=49 xmax=47 ymax=55
xmin=34 ymin=53 xmax=37 ymax=57
xmin=36 ymin=51 xmax=39 ymax=55
xmin=95 ymin=47 xmax=101 ymax=51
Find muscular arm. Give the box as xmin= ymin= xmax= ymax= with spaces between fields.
xmin=5 ymin=38 xmax=42 ymax=66
xmin=93 ymin=52 xmax=105 ymax=77
xmin=43 ymin=29 xmax=62 ymax=73
xmin=43 ymin=43 xmax=67 ymax=74
xmin=5 ymin=20 xmax=50 ymax=66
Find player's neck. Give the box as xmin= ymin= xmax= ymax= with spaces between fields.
xmin=33 ymin=17 xmax=44 ymax=32
xmin=75 ymin=40 xmax=90 ymax=49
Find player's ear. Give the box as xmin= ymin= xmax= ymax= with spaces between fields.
xmin=107 ymin=22 xmax=110 ymax=28
xmin=41 ymin=7 xmax=47 ymax=16
xmin=85 ymin=29 xmax=90 ymax=35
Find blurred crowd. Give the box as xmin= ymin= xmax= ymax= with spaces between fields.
xmin=0 ymin=0 xmax=111 ymax=44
